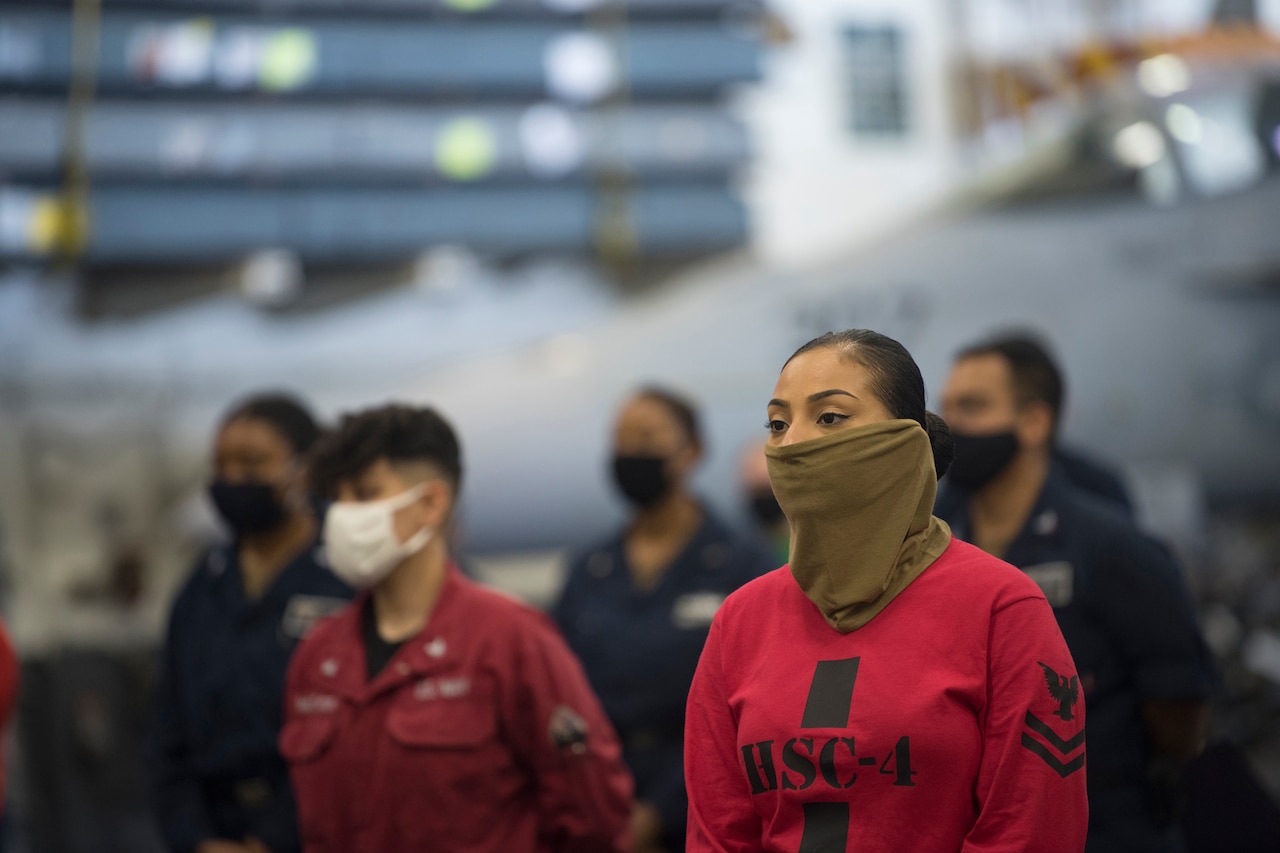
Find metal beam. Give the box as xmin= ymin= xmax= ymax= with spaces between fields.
xmin=0 ymin=184 xmax=746 ymax=260
xmin=0 ymin=100 xmax=750 ymax=180
xmin=0 ymin=8 xmax=761 ymax=98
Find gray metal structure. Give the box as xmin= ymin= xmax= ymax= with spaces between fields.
xmin=0 ymin=101 xmax=750 ymax=180
xmin=0 ymin=8 xmax=760 ymax=97
xmin=0 ymin=184 xmax=746 ymax=260
xmin=10 ymin=0 xmax=751 ymax=14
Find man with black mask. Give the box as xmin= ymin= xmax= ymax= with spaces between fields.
xmin=152 ymin=393 xmax=352 ymax=853
xmin=936 ymin=334 xmax=1213 ymax=853
xmin=554 ymin=386 xmax=771 ymax=853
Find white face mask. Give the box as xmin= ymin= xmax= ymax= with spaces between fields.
xmin=323 ymin=484 xmax=434 ymax=588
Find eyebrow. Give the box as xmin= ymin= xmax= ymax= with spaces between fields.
xmin=768 ymin=389 xmax=859 ymax=409
xmin=808 ymin=389 xmax=858 ymax=403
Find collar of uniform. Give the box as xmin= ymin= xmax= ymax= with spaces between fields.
xmin=602 ymin=502 xmax=732 ymax=577
xmin=1026 ymin=464 xmax=1075 ymax=539
xmin=216 ymin=535 xmax=327 ymax=617
xmin=998 ymin=464 xmax=1076 ymax=565
xmin=940 ymin=464 xmax=1071 ymax=546
xmin=328 ymin=562 xmax=468 ymax=704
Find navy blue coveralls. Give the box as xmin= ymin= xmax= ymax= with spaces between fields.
xmin=553 ymin=511 xmax=772 ymax=853
xmin=936 ymin=468 xmax=1214 ymax=853
xmin=151 ymin=541 xmax=352 ymax=853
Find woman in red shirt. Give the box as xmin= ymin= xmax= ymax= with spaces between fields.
xmin=684 ymin=329 xmax=1089 ymax=853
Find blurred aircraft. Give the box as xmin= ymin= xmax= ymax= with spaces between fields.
xmin=429 ymin=171 xmax=1280 ymax=555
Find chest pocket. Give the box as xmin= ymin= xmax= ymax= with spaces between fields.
xmin=279 ymin=712 xmax=340 ymax=764
xmin=387 ymin=698 xmax=497 ymax=750
xmin=1023 ymin=561 xmax=1075 ymax=608
xmin=671 ymin=591 xmax=727 ymax=630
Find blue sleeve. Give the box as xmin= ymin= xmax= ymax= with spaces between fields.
xmin=150 ymin=584 xmax=215 ymax=853
xmin=247 ymin=785 xmax=301 ymax=853
xmin=646 ymin=752 xmax=688 ymax=847
xmin=550 ymin=554 xmax=584 ymax=637
xmin=1093 ymin=530 xmax=1213 ymax=700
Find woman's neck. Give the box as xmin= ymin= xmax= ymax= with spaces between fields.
xmin=239 ymin=511 xmax=315 ymax=600
xmin=630 ymin=490 xmax=702 ymax=539
xmin=625 ymin=491 xmax=704 ymax=589
xmin=371 ymin=539 xmax=449 ymax=643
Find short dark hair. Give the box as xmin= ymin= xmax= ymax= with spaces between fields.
xmin=222 ymin=392 xmax=320 ymax=456
xmin=309 ymin=404 xmax=463 ymax=498
xmin=788 ymin=330 xmax=953 ymax=478
xmin=956 ymin=333 xmax=1064 ymax=430
xmin=635 ymin=385 xmax=703 ymax=451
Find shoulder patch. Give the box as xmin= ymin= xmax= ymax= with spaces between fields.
xmin=1021 ymin=661 xmax=1085 ymax=777
xmin=549 ymin=705 xmax=589 ymax=755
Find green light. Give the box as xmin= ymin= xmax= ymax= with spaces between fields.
xmin=259 ymin=29 xmax=317 ymax=92
xmin=444 ymin=0 xmax=500 ymax=11
xmin=436 ymin=118 xmax=498 ymax=181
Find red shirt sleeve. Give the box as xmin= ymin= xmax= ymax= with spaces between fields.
xmin=0 ymin=619 xmax=17 ymax=811
xmin=684 ymin=617 xmax=765 ymax=853
xmin=505 ymin=613 xmax=633 ymax=853
xmin=0 ymin=620 xmax=18 ymax=728
xmin=962 ymin=596 xmax=1088 ymax=853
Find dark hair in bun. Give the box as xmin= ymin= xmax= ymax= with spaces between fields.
xmin=924 ymin=411 xmax=953 ymax=479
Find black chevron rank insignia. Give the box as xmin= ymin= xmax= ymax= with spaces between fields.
xmin=1021 ymin=662 xmax=1085 ymax=778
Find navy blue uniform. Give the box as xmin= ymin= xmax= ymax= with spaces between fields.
xmin=937 ymin=469 xmax=1213 ymax=853
xmin=152 ymin=542 xmax=352 ymax=853
xmin=553 ymin=512 xmax=772 ymax=853
xmin=1056 ymin=446 xmax=1134 ymax=517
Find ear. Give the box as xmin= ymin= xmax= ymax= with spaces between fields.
xmin=670 ymin=442 xmax=703 ymax=479
xmin=419 ymin=479 xmax=455 ymax=529
xmin=277 ymin=460 xmax=310 ymax=509
xmin=1017 ymin=401 xmax=1055 ymax=451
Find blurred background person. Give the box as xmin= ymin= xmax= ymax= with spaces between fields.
xmin=151 ymin=394 xmax=352 ymax=853
xmin=554 ymin=388 xmax=771 ymax=853
xmin=937 ymin=334 xmax=1214 ymax=853
xmin=737 ymin=440 xmax=788 ymax=568
xmin=0 ymin=617 xmax=17 ymax=851
xmin=285 ymin=404 xmax=631 ymax=852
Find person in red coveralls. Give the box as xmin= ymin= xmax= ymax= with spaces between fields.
xmin=281 ymin=403 xmax=632 ymax=853
xmin=0 ymin=617 xmax=17 ymax=849
xmin=685 ymin=329 xmax=1088 ymax=853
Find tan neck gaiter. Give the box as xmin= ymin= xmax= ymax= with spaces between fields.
xmin=765 ymin=419 xmax=952 ymax=633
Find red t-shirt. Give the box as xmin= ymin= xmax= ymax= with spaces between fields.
xmin=281 ymin=568 xmax=633 ymax=853
xmin=685 ymin=538 xmax=1088 ymax=853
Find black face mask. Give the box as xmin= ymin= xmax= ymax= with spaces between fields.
xmin=611 ymin=455 xmax=672 ymax=510
xmin=946 ymin=431 xmax=1019 ymax=492
xmin=747 ymin=490 xmax=786 ymax=527
xmin=208 ymin=481 xmax=287 ymax=536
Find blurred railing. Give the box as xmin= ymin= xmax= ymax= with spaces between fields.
xmin=0 ymin=0 xmax=764 ymax=268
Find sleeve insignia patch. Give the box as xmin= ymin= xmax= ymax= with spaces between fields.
xmin=1021 ymin=661 xmax=1085 ymax=778
xmin=548 ymin=704 xmax=590 ymax=755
